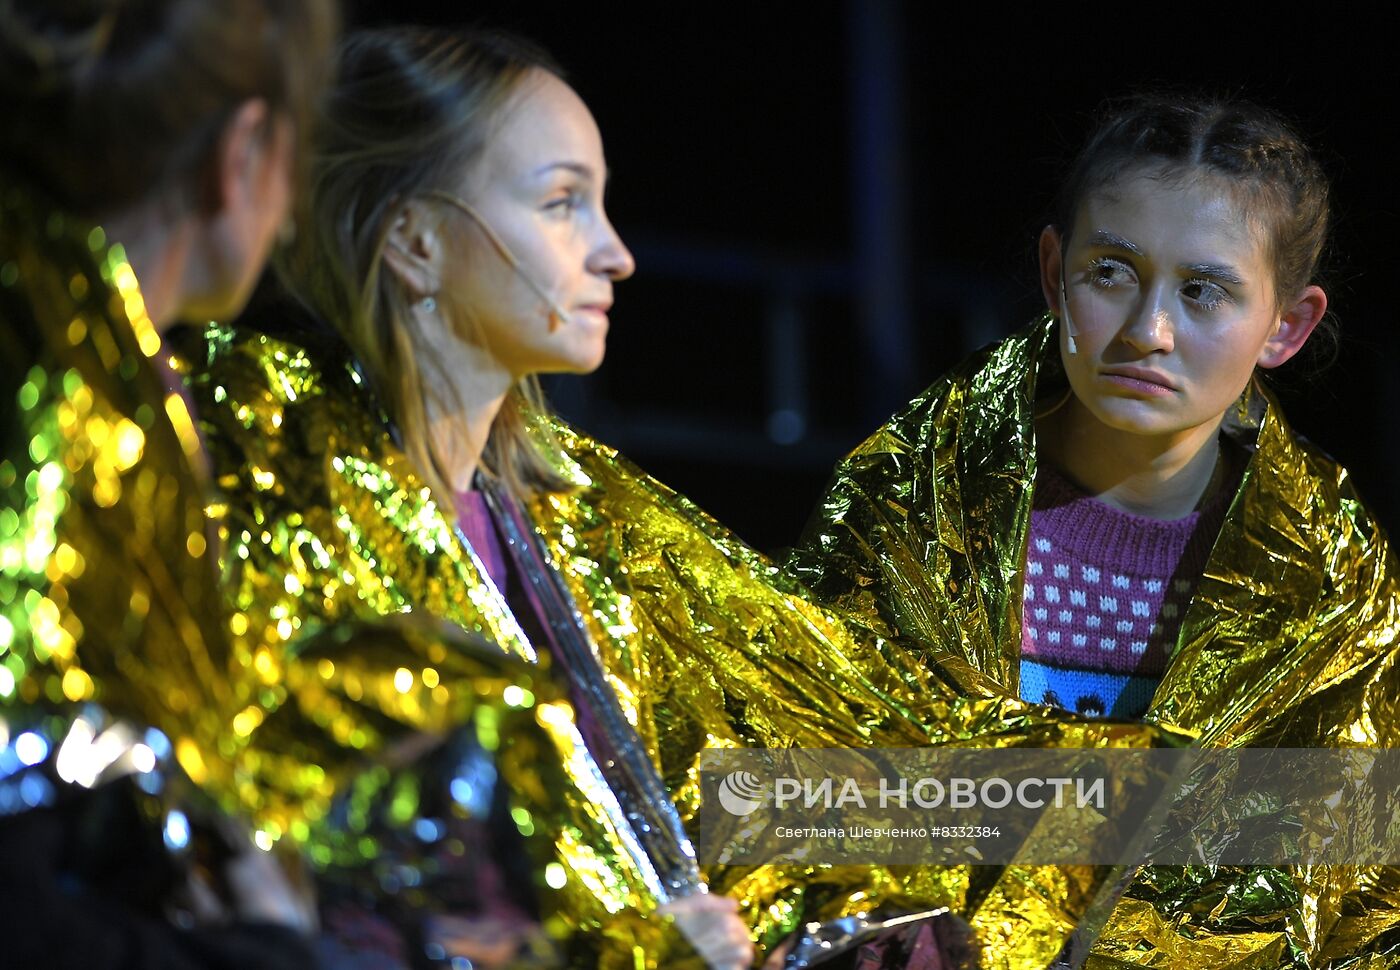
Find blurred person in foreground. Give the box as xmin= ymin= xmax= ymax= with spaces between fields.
xmin=0 ymin=0 xmax=337 ymax=966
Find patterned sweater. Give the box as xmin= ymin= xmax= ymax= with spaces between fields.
xmin=1020 ymin=460 xmax=1233 ymax=718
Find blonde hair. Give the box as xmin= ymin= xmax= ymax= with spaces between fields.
xmin=279 ymin=26 xmax=573 ymax=512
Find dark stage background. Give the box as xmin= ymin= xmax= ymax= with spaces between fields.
xmin=295 ymin=2 xmax=1400 ymax=555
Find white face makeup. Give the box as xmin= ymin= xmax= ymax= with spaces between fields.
xmin=1050 ymin=169 xmax=1309 ymax=445
xmin=438 ymin=70 xmax=634 ymax=379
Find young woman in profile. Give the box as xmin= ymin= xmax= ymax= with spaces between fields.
xmin=0 ymin=0 xmax=334 ymax=965
xmin=191 ymin=26 xmax=754 ymax=970
xmin=790 ymin=95 xmax=1400 ymax=968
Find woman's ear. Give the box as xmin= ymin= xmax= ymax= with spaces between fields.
xmin=381 ymin=200 xmax=445 ymax=300
xmin=206 ymin=98 xmax=272 ymax=215
xmin=183 ymin=98 xmax=292 ymax=322
xmin=1038 ymin=225 xmax=1064 ymax=315
xmin=1258 ymin=284 xmax=1328 ymax=369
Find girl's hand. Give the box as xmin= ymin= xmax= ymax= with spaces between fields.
xmin=660 ymin=892 xmax=755 ymax=970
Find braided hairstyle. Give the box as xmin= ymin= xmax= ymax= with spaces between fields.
xmin=1054 ymin=94 xmax=1331 ymax=314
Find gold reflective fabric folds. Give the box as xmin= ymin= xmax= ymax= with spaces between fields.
xmin=184 ymin=324 xmax=697 ymax=968
xmin=789 ymin=314 xmax=1400 ymax=969
xmin=186 ymin=321 xmax=1188 ymax=969
xmin=0 ymin=186 xmax=584 ymax=964
xmin=528 ymin=425 xmax=1199 ymax=968
xmin=0 ymin=182 xmax=240 ymax=794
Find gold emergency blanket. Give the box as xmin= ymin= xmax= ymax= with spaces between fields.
xmin=0 ymin=182 xmax=241 ymax=786
xmin=186 ymin=320 xmax=1191 ymax=969
xmin=0 ymin=185 xmax=610 ymax=965
xmin=788 ymin=314 xmax=1400 ymax=968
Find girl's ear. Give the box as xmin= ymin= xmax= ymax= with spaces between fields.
xmin=1038 ymin=225 xmax=1064 ymax=316
xmin=381 ymin=199 xmax=445 ymax=299
xmin=1258 ymin=285 xmax=1327 ymax=369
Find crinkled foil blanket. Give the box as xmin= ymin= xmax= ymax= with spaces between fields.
xmin=788 ymin=315 xmax=1400 ymax=968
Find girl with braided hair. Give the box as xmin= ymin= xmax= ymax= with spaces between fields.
xmin=791 ymin=94 xmax=1400 ymax=967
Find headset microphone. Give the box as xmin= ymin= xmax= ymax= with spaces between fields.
xmin=1059 ymin=267 xmax=1079 ymax=355
xmin=426 ymin=190 xmax=572 ymax=328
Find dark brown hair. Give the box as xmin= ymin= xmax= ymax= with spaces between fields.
xmin=279 ymin=26 xmax=575 ymax=507
xmin=0 ymin=0 xmax=338 ymax=215
xmin=1055 ymin=93 xmax=1331 ymax=313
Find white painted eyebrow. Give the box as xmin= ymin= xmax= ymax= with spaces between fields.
xmin=1181 ymin=262 xmax=1246 ymax=286
xmin=1086 ymin=229 xmax=1146 ymax=258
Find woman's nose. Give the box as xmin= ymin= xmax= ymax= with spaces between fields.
xmin=591 ymin=216 xmax=635 ymax=281
xmin=1119 ymin=291 xmax=1174 ymax=354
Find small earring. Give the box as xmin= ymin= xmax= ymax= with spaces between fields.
xmin=421 ymin=295 xmax=437 ymax=313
